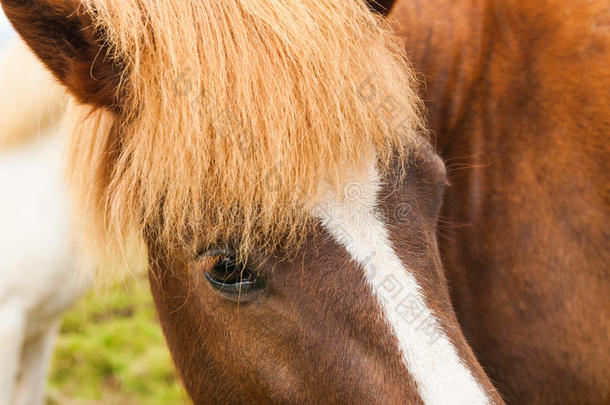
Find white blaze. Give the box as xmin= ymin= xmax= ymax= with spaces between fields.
xmin=314 ymin=163 xmax=490 ymax=405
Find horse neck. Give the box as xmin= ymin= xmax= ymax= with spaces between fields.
xmin=391 ymin=0 xmax=609 ymax=162
xmin=391 ymin=0 xmax=609 ymax=220
xmin=391 ymin=0 xmax=610 ymax=343
xmin=389 ymin=0 xmax=487 ymax=149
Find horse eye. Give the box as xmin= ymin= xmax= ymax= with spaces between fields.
xmin=200 ymin=250 xmax=264 ymax=301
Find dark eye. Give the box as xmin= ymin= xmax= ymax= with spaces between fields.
xmin=200 ymin=249 xmax=264 ymax=301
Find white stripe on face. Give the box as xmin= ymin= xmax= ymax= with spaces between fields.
xmin=314 ymin=163 xmax=490 ymax=405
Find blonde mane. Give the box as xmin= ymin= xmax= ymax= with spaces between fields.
xmin=0 ymin=40 xmax=66 ymax=151
xmin=66 ymin=0 xmax=426 ymax=259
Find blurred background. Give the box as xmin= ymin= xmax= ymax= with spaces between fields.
xmin=0 ymin=10 xmax=190 ymax=405
xmin=45 ymin=278 xmax=188 ymax=405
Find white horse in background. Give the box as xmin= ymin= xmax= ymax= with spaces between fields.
xmin=0 ymin=40 xmax=89 ymax=405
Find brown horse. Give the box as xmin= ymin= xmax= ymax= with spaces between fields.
xmin=3 ymin=0 xmax=607 ymax=404
xmin=381 ymin=0 xmax=609 ymax=403
xmin=2 ymin=0 xmax=508 ymax=403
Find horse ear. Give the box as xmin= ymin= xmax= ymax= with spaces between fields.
xmin=1 ymin=0 xmax=121 ymax=109
xmin=367 ymin=0 xmax=397 ymax=15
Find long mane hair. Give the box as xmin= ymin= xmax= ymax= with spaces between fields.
xmin=65 ymin=0 xmax=426 ymax=259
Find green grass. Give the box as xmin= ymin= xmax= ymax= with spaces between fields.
xmin=47 ymin=275 xmax=191 ymax=405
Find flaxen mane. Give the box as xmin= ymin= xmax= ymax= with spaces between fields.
xmin=65 ymin=0 xmax=425 ymax=259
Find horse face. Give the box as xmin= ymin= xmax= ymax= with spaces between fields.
xmin=146 ymin=148 xmax=449 ymax=404
xmin=3 ymin=1 xmax=500 ymax=403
